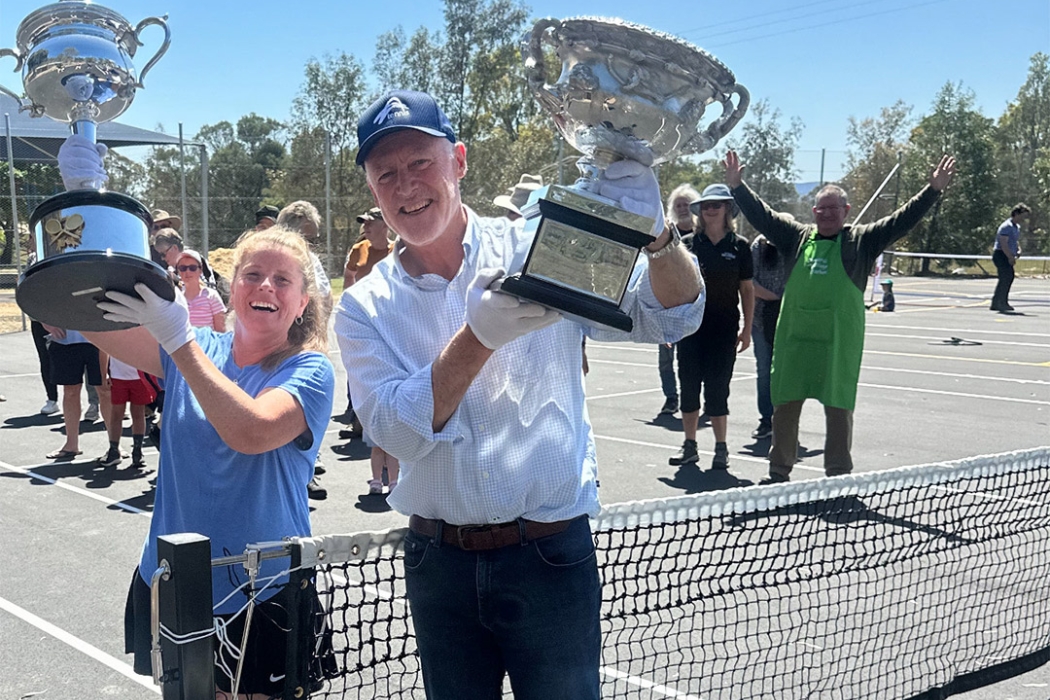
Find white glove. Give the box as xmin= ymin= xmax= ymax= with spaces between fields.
xmin=465 ymin=268 xmax=561 ymax=350
xmin=98 ymin=283 xmax=194 ymax=355
xmin=58 ymin=134 xmax=109 ymax=191
xmin=597 ymin=160 xmax=665 ymax=237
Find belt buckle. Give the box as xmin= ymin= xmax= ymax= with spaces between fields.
xmin=456 ymin=525 xmax=501 ymax=551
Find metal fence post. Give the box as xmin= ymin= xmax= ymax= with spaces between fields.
xmin=157 ymin=533 xmax=213 ymax=700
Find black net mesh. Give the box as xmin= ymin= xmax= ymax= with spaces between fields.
xmin=269 ymin=449 xmax=1050 ymax=699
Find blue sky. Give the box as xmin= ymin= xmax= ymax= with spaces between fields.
xmin=1 ymin=0 xmax=1046 ymax=182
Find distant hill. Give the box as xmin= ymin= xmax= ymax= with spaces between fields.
xmin=795 ymin=182 xmax=820 ymax=197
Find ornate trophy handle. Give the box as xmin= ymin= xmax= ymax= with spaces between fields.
xmin=688 ymin=84 xmax=750 ymax=155
xmin=131 ymin=15 xmax=171 ymax=89
xmin=523 ymin=18 xmax=562 ymax=112
xmin=0 ymin=47 xmax=31 ymax=111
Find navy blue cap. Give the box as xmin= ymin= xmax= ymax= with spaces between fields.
xmin=356 ymin=90 xmax=457 ymax=166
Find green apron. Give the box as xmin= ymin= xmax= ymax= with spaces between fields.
xmin=770 ymin=231 xmax=865 ymax=410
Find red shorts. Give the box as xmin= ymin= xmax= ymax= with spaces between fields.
xmin=110 ymin=377 xmax=156 ymax=406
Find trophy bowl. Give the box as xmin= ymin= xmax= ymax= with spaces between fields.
xmin=2 ymin=1 xmax=173 ymax=332
xmin=503 ymin=16 xmax=749 ymax=331
xmin=524 ymin=16 xmax=750 ymax=169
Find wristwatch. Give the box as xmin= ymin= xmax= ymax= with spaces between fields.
xmin=644 ymin=224 xmax=682 ymax=260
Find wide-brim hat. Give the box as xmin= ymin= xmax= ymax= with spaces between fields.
xmin=493 ymin=174 xmax=544 ymax=217
xmin=356 ymin=90 xmax=457 ymax=166
xmin=151 ymin=208 xmax=182 ymax=230
xmin=690 ymin=183 xmax=739 ymax=217
xmin=356 ymin=207 xmax=384 ymax=223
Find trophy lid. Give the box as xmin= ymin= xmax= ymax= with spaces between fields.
xmin=16 ymin=1 xmax=138 ymax=53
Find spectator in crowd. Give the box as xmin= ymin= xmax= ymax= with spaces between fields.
xmin=152 ymin=228 xmax=223 ymax=300
xmin=177 ymin=250 xmax=226 ymax=331
xmin=492 ymin=173 xmax=543 ymax=221
xmin=254 ymin=204 xmax=280 ymax=231
xmin=95 ymin=353 xmax=155 ymax=469
xmin=278 ymin=200 xmax=334 ymax=501
xmin=749 ymin=232 xmax=789 ymax=440
xmin=669 ymin=184 xmax=754 ymax=471
xmin=342 ymin=206 xmax=399 ymax=495
xmin=40 ymin=324 xmax=102 ymax=460
xmin=867 ymin=278 xmax=896 ymax=312
xmin=991 ymin=203 xmax=1030 ymax=312
xmin=724 ymin=149 xmax=956 ymax=483
xmin=150 ymin=208 xmax=181 ymax=233
xmin=657 ymin=184 xmax=701 ymax=416
xmin=31 ymin=319 xmax=60 ymax=415
xmin=336 ymin=89 xmax=703 ymax=697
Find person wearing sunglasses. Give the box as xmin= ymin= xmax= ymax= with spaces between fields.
xmin=176 ymin=249 xmax=226 ymax=332
xmin=723 ymin=149 xmax=956 ymax=484
xmin=668 ymin=183 xmax=754 ymax=471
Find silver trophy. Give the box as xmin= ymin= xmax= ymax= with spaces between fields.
xmin=2 ymin=0 xmax=172 ymax=331
xmin=502 ymin=17 xmax=749 ymax=331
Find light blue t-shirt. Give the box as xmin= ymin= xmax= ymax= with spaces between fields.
xmin=137 ymin=328 xmax=335 ymax=614
xmin=994 ymin=218 xmax=1020 ymax=256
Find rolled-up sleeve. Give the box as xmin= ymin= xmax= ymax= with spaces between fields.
xmin=587 ymin=253 xmax=705 ymax=344
xmin=335 ymin=294 xmax=463 ymax=464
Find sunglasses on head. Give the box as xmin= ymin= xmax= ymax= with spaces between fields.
xmin=177 ymin=264 xmax=199 ymax=272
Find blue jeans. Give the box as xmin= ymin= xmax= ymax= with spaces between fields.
xmin=658 ymin=343 xmax=677 ymax=398
xmin=403 ymin=515 xmax=601 ymax=700
xmin=751 ymin=325 xmax=773 ymax=421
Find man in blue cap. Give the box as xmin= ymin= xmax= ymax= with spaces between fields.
xmin=334 ymin=89 xmax=705 ymax=698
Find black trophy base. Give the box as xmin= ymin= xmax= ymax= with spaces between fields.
xmin=16 ymin=251 xmax=175 ymax=332
xmin=498 ymin=274 xmax=633 ymax=332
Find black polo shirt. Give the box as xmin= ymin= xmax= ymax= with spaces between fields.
xmin=684 ymin=230 xmax=753 ymax=329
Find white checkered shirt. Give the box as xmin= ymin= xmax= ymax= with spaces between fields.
xmin=334 ymin=208 xmax=704 ymax=525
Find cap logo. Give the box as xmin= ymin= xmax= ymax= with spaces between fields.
xmin=374 ymin=97 xmax=409 ymax=125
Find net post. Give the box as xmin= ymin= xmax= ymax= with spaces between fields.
xmin=157 ymin=533 xmax=213 ymax=700
xmin=283 ymin=542 xmax=312 ymax=700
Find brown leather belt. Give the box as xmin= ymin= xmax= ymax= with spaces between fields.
xmin=408 ymin=514 xmax=576 ymax=551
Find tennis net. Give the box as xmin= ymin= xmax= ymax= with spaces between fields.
xmin=171 ymin=447 xmax=1050 ymax=699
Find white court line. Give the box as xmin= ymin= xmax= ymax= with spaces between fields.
xmin=860 ymin=365 xmax=1050 ymax=386
xmin=593 ymin=434 xmax=824 ymax=471
xmin=600 ymin=666 xmax=704 ymax=699
xmin=0 ymin=372 xmax=41 ymax=379
xmin=0 ymin=459 xmax=152 ymax=517
xmin=874 ymin=324 xmax=1050 ymax=338
xmin=0 ymin=596 xmax=159 ymax=694
xmin=858 ymin=382 xmax=1050 ymax=406
xmin=867 ymin=332 xmax=1049 ymax=348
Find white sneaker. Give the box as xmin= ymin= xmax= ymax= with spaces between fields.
xmin=84 ymin=403 xmax=100 ymax=422
xmin=40 ymin=399 xmax=60 ymax=415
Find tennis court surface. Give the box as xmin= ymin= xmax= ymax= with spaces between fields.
xmin=1 ymin=276 xmax=1047 ymax=698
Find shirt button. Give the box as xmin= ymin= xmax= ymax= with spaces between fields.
xmin=478 ymin=425 xmax=486 ymax=432
xmin=482 ymin=472 xmax=490 ymax=479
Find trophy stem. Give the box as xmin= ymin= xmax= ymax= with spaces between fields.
xmin=71 ymin=119 xmax=97 ymax=143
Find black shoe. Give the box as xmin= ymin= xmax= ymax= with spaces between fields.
xmin=659 ymin=396 xmax=679 ymax=415
xmin=308 ymin=477 xmax=328 ymax=500
xmin=1002 ymin=303 xmax=1015 ymax=311
xmin=711 ymin=444 xmax=730 ymax=470
xmin=314 ymin=457 xmax=326 ymax=476
xmin=759 ymin=473 xmax=789 ymax=485
xmin=669 ymin=439 xmax=699 ymax=465
xmin=97 ymin=448 xmax=121 ymax=468
xmin=131 ymin=448 xmax=146 ymax=468
xmin=751 ymin=419 xmax=773 ymax=439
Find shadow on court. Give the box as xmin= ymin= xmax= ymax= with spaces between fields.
xmin=658 ymin=463 xmax=755 ymax=494
xmin=355 ymin=493 xmax=392 ymax=514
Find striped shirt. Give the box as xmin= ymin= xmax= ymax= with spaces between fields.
xmin=335 ymin=208 xmax=704 ymax=525
xmin=185 ymin=286 xmax=225 ymax=328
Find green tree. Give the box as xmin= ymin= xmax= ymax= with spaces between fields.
xmin=902 ymin=82 xmax=996 ymax=271
xmin=994 ymin=52 xmax=1049 ymax=253
xmin=841 ymin=100 xmax=913 ymax=224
